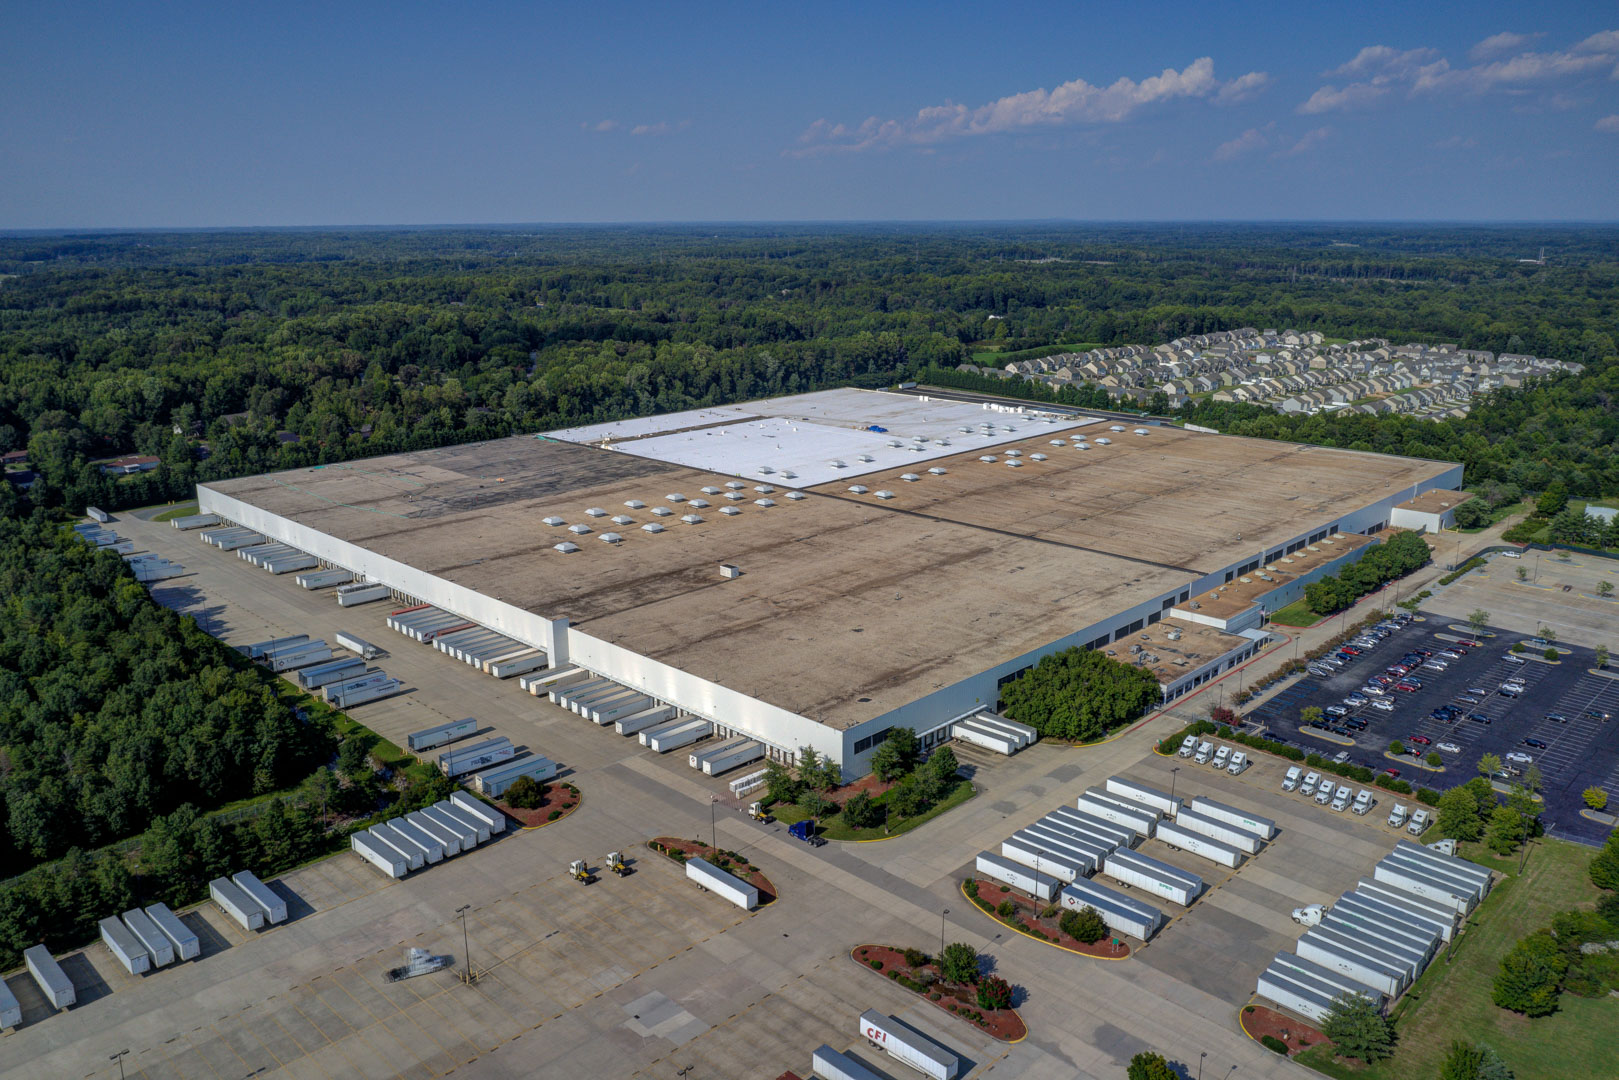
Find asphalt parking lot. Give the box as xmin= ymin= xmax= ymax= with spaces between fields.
xmin=1249 ymin=612 xmax=1619 ymax=844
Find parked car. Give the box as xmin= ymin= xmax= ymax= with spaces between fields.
xmin=1407 ymin=735 xmax=1432 ymax=745
xmin=1457 ymin=695 xmax=1481 ymax=706
xmin=1340 ymin=646 xmax=1362 ymax=656
xmin=1325 ymin=705 xmax=1350 ymax=717
xmin=1371 ymin=699 xmax=1396 ymax=712
xmin=1500 ymin=550 xmax=1521 ymax=559
xmin=1465 ymin=687 xmax=1488 ymax=697
xmin=1330 ymin=725 xmax=1351 ymax=736
xmin=1345 ymin=718 xmax=1369 ymax=730
xmin=1422 ymin=661 xmax=1449 ymax=672
xmin=1498 ymin=685 xmax=1522 ymax=697
xmin=1382 ymin=768 xmax=1401 ymax=778
xmin=1546 ymin=713 xmax=1570 ymax=724
xmin=1345 ymin=693 xmax=1367 ymax=706
xmin=1437 ymin=741 xmax=1461 ymax=753
xmin=1362 ymin=684 xmax=1387 ymax=696
xmin=1394 ymin=683 xmax=1420 ymax=694
xmin=1505 ymin=751 xmax=1534 ymax=764
xmin=1455 ymin=639 xmax=1482 ymax=647
xmin=1526 ymin=637 xmax=1549 ymax=649
xmin=1468 ymin=713 xmax=1493 ymax=725
xmin=1503 ymin=654 xmax=1526 ymax=664
xmin=1524 ymin=738 xmax=1548 ymax=749
xmin=1333 ymin=750 xmax=1352 ymax=764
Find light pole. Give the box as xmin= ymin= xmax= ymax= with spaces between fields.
xmin=1198 ymin=1051 xmax=1207 ymax=1080
xmin=940 ymin=908 xmax=949 ymax=960
xmin=109 ymin=1051 xmax=128 ymax=1080
xmin=1170 ymin=766 xmax=1180 ymax=802
xmin=710 ymin=795 xmax=719 ymax=850
xmin=456 ymin=904 xmax=473 ymax=984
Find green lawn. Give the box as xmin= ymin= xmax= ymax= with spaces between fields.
xmin=151 ymin=502 xmax=200 ymax=522
xmin=770 ymin=778 xmax=976 ymax=841
xmin=1296 ymin=838 xmax=1608 ymax=1080
xmin=970 ymin=341 xmax=1105 ymax=365
xmin=1270 ymin=598 xmax=1325 ymax=627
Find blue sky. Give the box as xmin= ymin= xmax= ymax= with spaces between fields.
xmin=3 ymin=1 xmax=1617 ymax=226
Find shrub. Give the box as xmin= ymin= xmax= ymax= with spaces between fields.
xmin=929 ymin=992 xmax=941 ymax=1001
xmin=1417 ymin=787 xmax=1443 ymax=807
xmin=546 ymin=810 xmax=562 ymax=821
xmin=976 ymin=974 xmax=1012 ymax=1011
xmin=840 ymin=791 xmax=883 ymax=830
xmin=1389 ymin=740 xmax=1406 ymax=755
xmin=887 ymin=969 xmax=898 ymax=980
xmin=1126 ymin=1052 xmax=1177 ymax=1080
xmin=903 ymin=947 xmax=927 ymax=968
xmin=1306 ymin=753 xmax=1324 ymax=767
xmin=1060 ymin=905 xmax=1108 ymax=944
xmin=939 ymin=942 xmax=978 ymax=984
xmin=1544 ymin=647 xmax=1559 ymax=660
xmin=1426 ymin=751 xmax=1442 ymax=767
xmin=995 ymin=899 xmax=1016 ymax=919
xmin=1511 ymin=642 xmax=1524 ymax=653
xmin=869 ymin=958 xmax=883 ymax=969
xmin=1260 ymin=1035 xmax=1289 ymax=1055
xmin=963 ymin=879 xmax=979 ymax=898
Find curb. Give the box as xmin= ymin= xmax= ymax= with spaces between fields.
xmin=516 ymin=787 xmax=583 ymax=831
xmin=958 ymin=881 xmax=1131 ymax=962
xmin=1384 ymin=750 xmax=1444 ymax=773
xmin=849 ymin=944 xmax=1029 ymax=1044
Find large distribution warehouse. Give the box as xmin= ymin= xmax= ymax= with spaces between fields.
xmin=196 ymin=389 xmax=1461 ymax=776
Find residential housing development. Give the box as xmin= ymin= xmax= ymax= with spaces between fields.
xmin=964 ymin=328 xmax=1582 ymax=418
xmin=197 ymin=389 xmax=1462 ymax=778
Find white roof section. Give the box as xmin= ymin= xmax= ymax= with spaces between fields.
xmin=548 ymin=388 xmax=1101 ymax=487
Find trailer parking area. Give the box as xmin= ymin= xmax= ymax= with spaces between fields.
xmin=1247 ymin=612 xmax=1619 ymax=844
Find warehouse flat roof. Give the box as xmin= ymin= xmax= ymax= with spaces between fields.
xmin=1177 ymin=533 xmax=1378 ymax=619
xmin=1122 ymin=618 xmax=1252 ymax=685
xmin=1395 ymin=489 xmax=1475 ymax=514
xmin=203 ymin=392 xmax=1456 ymax=729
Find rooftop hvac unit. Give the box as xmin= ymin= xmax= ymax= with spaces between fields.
xmin=1239 ymin=577 xmax=1252 ymax=583
xmin=568 ymin=523 xmax=592 ymax=534
xmin=1096 ymin=438 xmax=1112 ymax=445
xmin=757 ymin=465 xmax=774 ymax=474
xmin=874 ymin=491 xmax=894 ymax=500
xmin=928 ymin=466 xmax=948 ymax=475
xmin=900 ymin=473 xmax=920 ymax=482
xmin=754 ymin=485 xmax=775 ymax=494
xmin=781 ymin=470 xmax=797 ymax=478
xmin=1189 ymin=601 xmax=1200 ymax=609
xmin=1051 ymin=439 xmax=1067 ymax=446
xmin=828 ymin=459 xmax=847 ymax=468
xmin=887 ymin=441 xmax=902 ymax=449
xmin=724 ymin=491 xmax=745 ymax=501
xmin=1031 ymin=453 xmax=1047 ymax=461
xmin=979 ymin=456 xmax=998 ymax=463
xmin=1259 ymin=573 xmax=1274 ymax=581
xmin=701 ymin=486 xmax=721 ymax=495
xmin=542 ymin=515 xmax=565 ymax=526
xmin=720 ymin=564 xmax=742 ymax=579
xmin=937 ymin=438 xmax=950 ymax=446
xmin=1007 ymin=459 xmax=1024 ymax=468
xmin=1166 ymin=629 xmax=1182 ymax=640
xmin=726 ymin=481 xmax=745 ymax=489
xmin=599 ymin=532 xmax=623 ymax=544
xmin=681 ymin=513 xmax=703 ymax=524
xmin=624 ymin=499 xmax=646 ymax=509
xmin=1307 ymin=544 xmax=1319 ymax=551
xmin=861 ymin=453 xmax=876 ymax=462
xmin=785 ymin=490 xmax=806 ymax=500
xmin=652 ymin=506 xmax=673 ymax=516
xmin=642 ymin=523 xmax=665 ymax=533
xmin=755 ymin=498 xmax=776 ymax=507
xmin=1280 ymin=557 xmax=1294 ymax=563
xmin=612 ymin=515 xmax=634 ymax=525
xmin=689 ymin=498 xmax=711 ymax=508
xmin=909 ymin=444 xmax=925 ymax=452
xmin=720 ymin=505 xmax=741 ymax=516
xmin=959 ymin=427 xmax=973 ymax=434
xmin=666 ymin=493 xmax=687 ymax=503
xmin=554 ymin=542 xmax=580 ymax=553
xmin=913 ymin=434 xmax=927 ymax=442
xmin=849 ymin=485 xmax=869 ymax=494
xmin=585 ymin=507 xmax=607 ymax=517
xmin=1006 ymin=449 xmax=1022 ymax=456
xmin=1110 ymin=424 xmax=1126 ymax=432
xmin=1134 ymin=428 xmax=1149 ymax=435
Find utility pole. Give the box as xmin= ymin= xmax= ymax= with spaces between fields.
xmin=109 ymin=1051 xmax=128 ymax=1080
xmin=939 ymin=908 xmax=949 ymax=960
xmin=710 ymin=795 xmax=719 ymax=850
xmin=1170 ymin=766 xmax=1180 ymax=802
xmin=456 ymin=904 xmax=473 ymax=984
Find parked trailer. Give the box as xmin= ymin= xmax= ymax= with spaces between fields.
xmin=689 ymin=737 xmax=748 ymax=769
xmin=351 ymin=831 xmax=408 ymax=878
xmin=0 ymin=975 xmax=19 ymax=1028
xmin=408 ymin=717 xmax=480 ymax=752
xmin=266 ymin=643 xmax=334 ymax=671
xmin=336 ymin=582 xmax=391 ymax=606
xmin=1256 ymin=966 xmax=1352 ymax=1025
xmin=1002 ymin=835 xmax=1091 ymax=882
xmin=100 ymin=917 xmax=152 ymax=975
xmin=857 ymin=1009 xmax=961 ymax=1080
xmin=1268 ymin=952 xmax=1386 ymax=1009
xmin=407 ymin=811 xmax=462 ymax=856
xmin=120 ymin=907 xmax=175 ymax=967
xmin=1306 ymin=924 xmax=1418 ymax=986
xmin=1322 ymin=911 xmax=1434 ymax=971
xmin=296 ymin=657 xmax=366 ymax=691
xmin=243 ymin=634 xmax=309 ymax=660
xmin=322 ymin=670 xmax=390 ymax=700
xmin=232 ymin=870 xmax=288 ymax=924
xmin=369 ymin=824 xmax=424 ymax=872
xmin=1294 ymin=933 xmax=1405 ymax=998
xmin=1046 ymin=806 xmax=1137 ymax=848
xmin=523 ymin=665 xmax=590 ymax=694
xmin=566 ymin=682 xmax=634 ymax=714
xmin=965 ymin=712 xmax=1038 ymax=748
xmin=1393 ymin=841 xmax=1492 ymax=899
xmin=1058 ymin=879 xmax=1164 ymax=941
xmin=334 ymin=631 xmax=381 ymax=659
xmin=589 ymin=693 xmax=655 ymax=725
xmin=87 ymin=506 xmax=112 ymax=524
xmin=420 ymin=621 xmax=475 ymax=644
xmin=265 ymin=554 xmax=319 ymax=575
xmin=462 ymin=638 xmax=521 ymax=666
xmin=210 ymin=531 xmax=267 ymax=551
xmin=1076 ymin=790 xmax=1159 ymax=838
xmin=643 ymin=718 xmax=713 ymax=753
xmin=239 ymin=543 xmax=293 ymax=565
xmin=974 ymin=850 xmax=1060 ymax=902
xmin=433 ymin=800 xmax=491 ymax=844
xmin=1170 ymin=807 xmax=1263 ymax=855
xmin=449 ymin=791 xmax=508 ymax=835
xmin=615 ymin=705 xmax=676 ymax=735
xmin=489 ymin=651 xmax=547 ymax=679
xmin=438 ymin=737 xmax=514 ymax=779
xmin=703 ymin=740 xmax=764 ymax=776
xmin=1019 ymin=823 xmax=1112 ymax=869
xmin=1102 ymin=848 xmax=1205 ymax=906
xmin=209 ymin=878 xmax=265 ymax=931
xmin=1154 ymin=819 xmax=1244 ymax=868
xmin=295 ymin=567 xmax=353 ymax=589
xmin=1354 ymin=879 xmax=1459 ymax=942
xmin=1336 ymin=891 xmax=1449 ymax=947
xmin=1187 ymin=796 xmax=1276 ymax=841
xmin=24 ymin=944 xmax=75 ymax=1009
xmin=685 ymin=857 xmax=759 ymax=910
xmin=327 ymin=676 xmax=403 ymax=708
xmin=1326 ymin=903 xmax=1438 ymax=962
xmin=951 ymin=718 xmax=1018 ymax=754
xmin=385 ymin=817 xmax=444 ymax=864
xmin=811 ymin=1045 xmax=886 ymax=1080
xmin=1381 ymin=850 xmax=1486 ymax=904
xmin=551 ymin=677 xmax=612 ymax=707
xmin=144 ymin=903 xmax=200 ymax=961
xmin=1105 ymin=775 xmax=1184 ymax=817
xmin=1374 ymin=856 xmax=1476 ymax=914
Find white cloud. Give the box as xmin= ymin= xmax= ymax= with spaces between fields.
xmin=1326 ymin=45 xmax=1439 ymax=78
xmin=582 ymin=119 xmax=618 ymax=132
xmin=1213 ymin=127 xmax=1268 ymax=161
xmin=1470 ymin=31 xmax=1541 ymax=61
xmin=1214 ymin=71 xmax=1271 ymax=105
xmin=630 ymin=120 xmax=689 ymax=136
xmin=1574 ymin=30 xmax=1619 ymax=54
xmin=1276 ymin=126 xmax=1332 ymax=157
xmin=1298 ymin=83 xmax=1390 ymax=113
xmin=790 ymin=58 xmax=1267 ymax=155
xmin=1597 ymin=114 xmax=1619 ymax=132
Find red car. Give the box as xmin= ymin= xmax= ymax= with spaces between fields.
xmin=1372 ymin=675 xmax=1395 ymax=686
xmin=1407 ymin=735 xmax=1432 ymax=745
xmin=1341 ymin=646 xmax=1362 ymax=656
xmin=1393 ymin=683 xmax=1419 ymax=693
xmin=1387 ymin=665 xmax=1410 ymax=675
xmin=1456 ymin=639 xmax=1482 ymax=648
xmin=1382 ymin=768 xmax=1401 ymax=778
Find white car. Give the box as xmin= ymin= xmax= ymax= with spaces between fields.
xmin=1436 ymin=741 xmax=1460 ymax=754
xmin=1371 ymin=699 xmax=1396 ymax=712
xmin=1501 ymin=551 xmax=1522 ymax=559
xmin=1505 ymin=751 xmax=1534 ymax=764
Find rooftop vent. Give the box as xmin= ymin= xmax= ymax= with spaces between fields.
xmin=912 ymin=434 xmax=927 ymax=442
xmin=860 ymin=454 xmax=876 ymax=462
xmin=900 ymin=473 xmax=921 ymax=482
xmin=785 ymin=490 xmax=806 ymax=500
xmin=666 ymin=493 xmax=687 ymax=503
xmin=688 ymin=498 xmax=710 ymax=509
xmin=781 ymin=469 xmax=797 ymax=479
xmin=959 ymin=427 xmax=974 ymax=434
xmin=651 ymin=506 xmax=673 ymax=517
xmin=726 ymin=480 xmax=746 ymax=490
xmin=1188 ymin=601 xmax=1200 ymax=609
xmin=1280 ymin=557 xmax=1295 ymax=564
xmin=1095 ymin=438 xmax=1112 ymax=445
xmin=701 ymin=486 xmax=722 ymax=495
xmin=1239 ymin=576 xmax=1252 ymax=584
xmin=724 ymin=491 xmax=745 ymax=501
xmin=1075 ymin=442 xmax=1091 ymax=450
xmin=1109 ymin=425 xmax=1126 ymax=432
xmin=1322 ymin=537 xmax=1336 ymax=544
xmin=681 ymin=513 xmax=703 ymax=525
xmin=928 ymin=467 xmax=948 ymax=475
xmin=754 ymin=484 xmax=775 ymax=494
xmin=1258 ymin=573 xmax=1275 ymax=582
xmin=599 ymin=532 xmax=623 ymax=544
xmin=1006 ymin=459 xmax=1024 ymax=468
xmin=1134 ymin=428 xmax=1149 ymax=435
xmin=829 ymin=459 xmax=847 ymax=469
xmin=937 ymin=439 xmax=951 ymax=446
xmin=1030 ymin=453 xmax=1047 ymax=461
xmin=553 ymin=541 xmax=580 ymax=554
xmin=874 ymin=490 xmax=894 ymax=500
xmin=624 ymin=499 xmax=646 ymax=509
xmin=1006 ymin=449 xmax=1023 ymax=457
xmin=1050 ymin=439 xmax=1067 ymax=447
xmin=849 ymin=485 xmax=869 ymax=494
xmin=755 ymin=498 xmax=776 ymax=507
xmin=720 ymin=505 xmax=741 ymax=516
xmin=585 ymin=507 xmax=607 ymax=517
xmin=542 ymin=515 xmax=565 ymax=527
xmin=641 ymin=523 xmax=665 ymax=533
xmin=979 ymin=456 xmax=998 ymax=463
xmin=1306 ymin=545 xmax=1319 ymax=552
xmin=568 ymin=524 xmax=592 ymax=535
xmin=887 ymin=441 xmax=902 ymax=449
xmin=611 ymin=514 xmax=634 ymax=525
xmin=757 ymin=465 xmax=775 ymax=474
xmin=720 ymin=564 xmax=741 ymax=579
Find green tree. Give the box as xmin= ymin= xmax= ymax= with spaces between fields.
xmin=1492 ymin=931 xmax=1568 ymax=1016
xmin=926 ymin=746 xmax=959 ymax=782
xmin=1468 ymin=609 xmax=1490 ymax=634
xmin=1320 ymin=993 xmax=1395 ymax=1062
xmin=839 ymin=791 xmax=883 ymax=830
xmin=975 ymin=974 xmax=1012 ymax=1011
xmin=1437 ymin=786 xmax=1485 ymax=842
xmin=1598 ymin=581 xmax=1613 ymax=599
xmin=868 ymin=727 xmax=919 ymax=782
xmin=1590 ymin=831 xmax=1619 ymax=892
xmin=1536 ymin=485 xmax=1568 ymax=516
xmin=1126 ymin=1052 xmax=1177 ymax=1080
xmin=1302 ymin=705 xmax=1324 ymax=727
xmin=1476 ymin=1044 xmax=1514 ymax=1080
xmin=1390 ymin=739 xmax=1406 ymax=755
xmin=502 ymin=775 xmax=546 ymax=809
xmin=1454 ymin=499 xmax=1492 ymax=529
xmin=797 ymin=789 xmax=837 ymax=819
xmin=1584 ymin=787 xmax=1609 ymax=812
xmin=887 ymin=775 xmax=929 ymax=818
xmin=939 ymin=942 xmax=978 ymax=984
xmin=1516 ymin=566 xmax=1528 ymax=582
xmin=1477 ymin=752 xmax=1503 ymax=779
xmin=1597 ymin=644 xmax=1610 ymax=670
xmin=999 ymin=646 xmax=1162 ymax=742
xmin=761 ymin=759 xmax=802 ymax=806
xmin=1441 ymin=1040 xmax=1485 ymax=1080
xmin=1426 ymin=751 xmax=1442 ymax=767
xmin=1059 ymin=905 xmax=1108 ymax=944
xmin=1484 ymin=804 xmax=1525 ymax=856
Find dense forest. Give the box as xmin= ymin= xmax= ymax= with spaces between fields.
xmin=1 ymin=223 xmax=1616 ymax=513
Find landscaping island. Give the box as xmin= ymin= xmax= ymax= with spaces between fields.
xmin=491 ymin=777 xmax=581 ymax=829
xmin=649 ymin=837 xmax=777 ymax=904
xmin=1241 ymin=1003 xmax=1330 ymax=1059
xmin=964 ymin=879 xmax=1130 ymax=959
xmin=851 ymin=945 xmax=1027 ymax=1042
